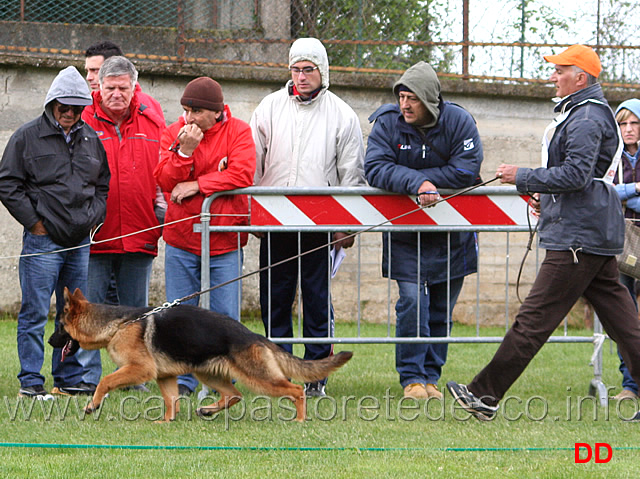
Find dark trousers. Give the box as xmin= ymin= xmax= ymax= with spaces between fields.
xmin=259 ymin=233 xmax=334 ymax=366
xmin=468 ymin=250 xmax=640 ymax=406
xmin=617 ymin=273 xmax=639 ymax=393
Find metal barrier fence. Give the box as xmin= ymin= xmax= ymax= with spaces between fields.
xmin=196 ymin=186 xmax=608 ymax=403
xmin=1 ymin=1 xmax=640 ymax=85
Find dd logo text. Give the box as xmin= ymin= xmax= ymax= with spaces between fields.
xmin=574 ymin=443 xmax=612 ymax=463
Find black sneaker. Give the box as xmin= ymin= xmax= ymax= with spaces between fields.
xmin=447 ymin=381 xmax=499 ymax=421
xmin=304 ymin=381 xmax=326 ymax=398
xmin=18 ymin=385 xmax=54 ymax=401
xmin=624 ymin=411 xmax=640 ymax=422
xmin=51 ymin=382 xmax=96 ymax=396
xmin=120 ymin=383 xmax=151 ymax=393
xmin=178 ymin=384 xmax=194 ymax=396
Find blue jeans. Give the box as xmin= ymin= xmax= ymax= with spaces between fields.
xmin=618 ymin=273 xmax=639 ymax=394
xmin=395 ymin=278 xmax=464 ymax=388
xmin=81 ymin=252 xmax=154 ymax=385
xmin=17 ymin=231 xmax=96 ymax=388
xmin=87 ymin=253 xmax=153 ymax=306
xmin=165 ymin=244 xmax=243 ymax=391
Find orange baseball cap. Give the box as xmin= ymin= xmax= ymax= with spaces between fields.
xmin=543 ymin=44 xmax=602 ymax=78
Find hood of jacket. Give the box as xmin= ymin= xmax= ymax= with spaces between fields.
xmin=43 ymin=66 xmax=92 ymax=127
xmin=616 ymin=98 xmax=640 ymax=119
xmin=44 ymin=66 xmax=92 ymax=109
xmin=393 ymin=61 xmax=441 ymax=129
xmin=289 ymin=37 xmax=330 ymax=89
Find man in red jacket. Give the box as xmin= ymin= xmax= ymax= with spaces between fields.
xmin=81 ymin=56 xmax=166 ymax=386
xmin=155 ymin=77 xmax=256 ymax=395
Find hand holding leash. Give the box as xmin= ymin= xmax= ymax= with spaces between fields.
xmin=496 ymin=164 xmax=518 ymax=184
xmin=416 ymin=180 xmax=441 ymax=207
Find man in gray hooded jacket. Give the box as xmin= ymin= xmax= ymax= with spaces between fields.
xmin=0 ymin=66 xmax=110 ymax=399
xmin=365 ymin=61 xmax=483 ymax=400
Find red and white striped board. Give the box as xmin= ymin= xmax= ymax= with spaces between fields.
xmin=249 ymin=194 xmax=535 ymax=227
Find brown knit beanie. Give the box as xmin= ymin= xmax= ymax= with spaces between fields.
xmin=180 ymin=77 xmax=224 ymax=111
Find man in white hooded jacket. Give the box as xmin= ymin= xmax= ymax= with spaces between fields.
xmin=250 ymin=37 xmax=365 ymax=397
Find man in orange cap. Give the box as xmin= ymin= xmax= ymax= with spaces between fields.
xmin=447 ymin=45 xmax=640 ymax=422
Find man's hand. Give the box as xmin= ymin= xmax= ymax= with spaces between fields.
xmin=528 ymin=193 xmax=541 ymax=215
xmin=29 ymin=220 xmax=47 ymax=236
xmin=333 ymin=232 xmax=355 ymax=251
xmin=177 ymin=123 xmax=204 ymax=157
xmin=417 ymin=180 xmax=440 ymax=207
xmin=496 ymin=164 xmax=519 ymax=184
xmin=170 ymin=181 xmax=200 ymax=204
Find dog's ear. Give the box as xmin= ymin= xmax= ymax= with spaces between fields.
xmin=64 ymin=287 xmax=87 ymax=314
xmin=72 ymin=288 xmax=87 ymax=301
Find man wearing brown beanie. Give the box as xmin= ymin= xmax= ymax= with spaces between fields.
xmin=154 ymin=77 xmax=256 ymax=396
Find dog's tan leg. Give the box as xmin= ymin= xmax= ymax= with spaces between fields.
xmin=195 ymin=377 xmax=243 ymax=417
xmin=242 ymin=378 xmax=306 ymax=422
xmin=85 ymin=364 xmax=154 ymax=414
xmin=157 ymin=376 xmax=180 ymax=422
xmin=275 ymin=381 xmax=306 ymax=422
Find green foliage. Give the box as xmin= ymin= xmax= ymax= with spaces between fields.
xmin=595 ymin=1 xmax=639 ymax=84
xmin=290 ymin=0 xmax=456 ymax=71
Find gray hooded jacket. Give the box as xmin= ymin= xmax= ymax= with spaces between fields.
xmin=0 ymin=67 xmax=110 ymax=247
xmin=393 ymin=61 xmax=441 ymax=128
xmin=515 ymin=83 xmax=623 ymax=255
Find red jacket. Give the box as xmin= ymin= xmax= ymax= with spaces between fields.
xmin=82 ymin=85 xmax=165 ymax=256
xmin=155 ymin=106 xmax=256 ymax=256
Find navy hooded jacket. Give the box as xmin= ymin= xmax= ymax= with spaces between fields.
xmin=364 ymin=62 xmax=483 ymax=284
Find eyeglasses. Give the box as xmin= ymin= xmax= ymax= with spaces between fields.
xmin=56 ymin=103 xmax=85 ymax=115
xmin=289 ymin=66 xmax=319 ymax=75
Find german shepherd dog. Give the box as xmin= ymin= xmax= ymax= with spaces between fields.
xmin=49 ymin=288 xmax=353 ymax=422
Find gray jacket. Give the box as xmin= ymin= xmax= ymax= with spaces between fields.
xmin=515 ymin=84 xmax=624 ymax=256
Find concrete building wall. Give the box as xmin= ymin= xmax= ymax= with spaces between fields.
xmin=0 ymin=60 xmax=630 ymax=325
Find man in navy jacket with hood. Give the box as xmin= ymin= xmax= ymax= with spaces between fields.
xmin=365 ymin=61 xmax=483 ymax=400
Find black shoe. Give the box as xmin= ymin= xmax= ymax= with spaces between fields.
xmin=178 ymin=384 xmax=194 ymax=396
xmin=446 ymin=381 xmax=499 ymax=421
xmin=624 ymin=411 xmax=640 ymax=422
xmin=121 ymin=383 xmax=151 ymax=393
xmin=18 ymin=385 xmax=54 ymax=401
xmin=304 ymin=381 xmax=326 ymax=398
xmin=51 ymin=382 xmax=96 ymax=396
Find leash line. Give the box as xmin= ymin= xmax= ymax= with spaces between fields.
xmin=0 ymin=214 xmax=203 ymax=260
xmin=0 ymin=442 xmax=634 ymax=452
xmin=516 ymin=195 xmax=540 ymax=303
xmin=156 ymin=177 xmax=502 ymax=314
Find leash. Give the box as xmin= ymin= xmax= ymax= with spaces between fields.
xmin=130 ymin=177 xmax=502 ymax=324
xmin=0 ymin=214 xmax=203 ymax=260
xmin=515 ymin=194 xmax=540 ymax=303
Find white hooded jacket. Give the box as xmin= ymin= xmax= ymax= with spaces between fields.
xmin=251 ymin=38 xmax=365 ymax=187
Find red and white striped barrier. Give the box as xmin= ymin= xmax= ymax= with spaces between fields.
xmin=250 ymin=194 xmax=534 ymax=227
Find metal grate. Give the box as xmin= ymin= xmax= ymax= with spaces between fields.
xmin=1 ymin=0 xmax=640 ymax=85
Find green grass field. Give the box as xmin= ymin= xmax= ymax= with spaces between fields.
xmin=0 ymin=317 xmax=638 ymax=478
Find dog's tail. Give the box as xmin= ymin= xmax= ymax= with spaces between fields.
xmin=274 ymin=348 xmax=353 ymax=383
